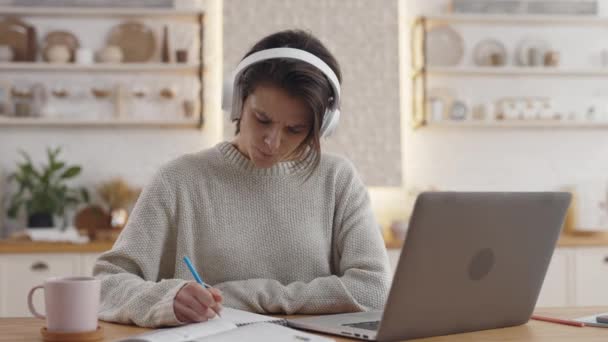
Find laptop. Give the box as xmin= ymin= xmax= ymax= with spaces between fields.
xmin=288 ymin=192 xmax=571 ymax=341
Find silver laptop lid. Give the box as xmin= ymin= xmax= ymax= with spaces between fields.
xmin=377 ymin=192 xmax=571 ymax=341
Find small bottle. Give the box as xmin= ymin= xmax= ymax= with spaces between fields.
xmin=528 ymin=47 xmax=542 ymax=67
xmin=26 ymin=25 xmax=37 ymax=62
xmin=161 ymin=25 xmax=170 ymax=63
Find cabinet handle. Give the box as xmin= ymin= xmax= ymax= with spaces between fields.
xmin=30 ymin=261 xmax=49 ymax=272
xmin=604 ymin=256 xmax=608 ymax=263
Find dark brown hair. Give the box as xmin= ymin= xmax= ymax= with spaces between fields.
xmin=232 ymin=29 xmax=342 ymax=177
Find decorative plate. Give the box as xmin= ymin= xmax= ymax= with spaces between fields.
xmin=425 ymin=25 xmax=464 ymax=66
xmin=107 ymin=21 xmax=156 ymax=63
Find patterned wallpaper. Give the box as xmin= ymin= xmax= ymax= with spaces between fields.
xmin=223 ymin=0 xmax=402 ymax=186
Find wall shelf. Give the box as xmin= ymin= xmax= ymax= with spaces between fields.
xmin=423 ymin=66 xmax=608 ymax=77
xmin=0 ymin=6 xmax=203 ymax=18
xmin=409 ymin=15 xmax=608 ymax=129
xmin=0 ymin=7 xmax=206 ymax=129
xmin=0 ymin=117 xmax=201 ymax=129
xmin=424 ymin=13 xmax=608 ymax=25
xmin=0 ymin=62 xmax=202 ymax=73
xmin=425 ymin=121 xmax=608 ymax=128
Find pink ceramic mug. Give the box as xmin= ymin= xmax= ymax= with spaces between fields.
xmin=27 ymin=276 xmax=100 ymax=332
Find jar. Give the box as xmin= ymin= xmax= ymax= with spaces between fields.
xmin=96 ymin=46 xmax=123 ymax=63
xmin=45 ymin=45 xmax=71 ymax=64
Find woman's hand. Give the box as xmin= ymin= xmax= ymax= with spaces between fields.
xmin=174 ymin=282 xmax=224 ymax=323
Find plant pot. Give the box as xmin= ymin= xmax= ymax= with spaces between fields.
xmin=27 ymin=212 xmax=54 ymax=228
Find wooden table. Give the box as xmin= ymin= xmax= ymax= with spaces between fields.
xmin=1 ymin=307 xmax=607 ymax=341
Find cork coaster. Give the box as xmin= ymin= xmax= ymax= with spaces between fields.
xmin=41 ymin=325 xmax=103 ymax=342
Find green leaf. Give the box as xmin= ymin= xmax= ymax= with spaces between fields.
xmin=59 ymin=166 xmax=81 ymax=179
xmin=7 ymin=200 xmax=22 ymax=218
xmin=47 ymin=147 xmax=61 ymax=164
xmin=18 ymin=149 xmax=33 ymax=164
xmin=18 ymin=150 xmax=40 ymax=178
xmin=7 ymin=192 xmax=24 ymax=218
xmin=64 ymin=197 xmax=80 ymax=205
xmin=53 ymin=162 xmax=66 ymax=172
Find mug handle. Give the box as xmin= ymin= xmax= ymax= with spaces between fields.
xmin=27 ymin=285 xmax=45 ymax=319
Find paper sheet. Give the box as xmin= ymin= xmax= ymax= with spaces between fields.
xmin=194 ymin=322 xmax=334 ymax=342
xmin=118 ymin=308 xmax=289 ymax=342
xmin=119 ymin=319 xmax=237 ymax=342
xmin=574 ymin=311 xmax=608 ymax=328
xmin=220 ymin=308 xmax=287 ymax=326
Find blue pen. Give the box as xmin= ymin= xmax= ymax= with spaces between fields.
xmin=183 ymin=256 xmax=222 ymax=317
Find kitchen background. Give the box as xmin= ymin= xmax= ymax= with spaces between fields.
xmin=404 ymin=0 xmax=608 ymax=227
xmin=1 ymin=0 xmax=608 ymax=316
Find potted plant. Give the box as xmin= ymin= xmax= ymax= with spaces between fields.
xmin=6 ymin=147 xmax=89 ymax=229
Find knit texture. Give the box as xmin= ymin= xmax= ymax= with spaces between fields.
xmin=93 ymin=141 xmax=391 ymax=328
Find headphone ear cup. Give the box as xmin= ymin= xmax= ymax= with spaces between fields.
xmin=321 ymin=108 xmax=340 ymax=138
xmin=221 ymin=73 xmax=233 ymax=113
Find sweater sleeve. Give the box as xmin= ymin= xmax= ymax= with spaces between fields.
xmin=93 ymin=170 xmax=188 ymax=328
xmin=213 ymin=163 xmax=392 ymax=314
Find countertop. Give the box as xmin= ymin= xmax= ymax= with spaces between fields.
xmin=2 ymin=232 xmax=608 ymax=254
xmin=0 ymin=240 xmax=115 ymax=254
xmin=556 ymin=232 xmax=608 ymax=247
xmin=385 ymin=232 xmax=608 ymax=250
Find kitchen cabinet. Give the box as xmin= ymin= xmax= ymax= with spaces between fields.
xmin=387 ymin=248 xmax=401 ymax=274
xmin=0 ymin=252 xmax=99 ymax=317
xmin=80 ymin=253 xmax=103 ymax=276
xmin=387 ymin=246 xmax=608 ymax=308
xmin=0 ymin=259 xmax=4 ymax=318
xmin=536 ymin=248 xmax=572 ymax=307
xmin=574 ymin=247 xmax=608 ymax=306
xmin=4 ymin=244 xmax=608 ymax=316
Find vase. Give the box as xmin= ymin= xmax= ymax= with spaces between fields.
xmin=28 ymin=212 xmax=54 ymax=228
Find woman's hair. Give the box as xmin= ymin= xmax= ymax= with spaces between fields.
xmin=232 ymin=29 xmax=342 ymax=177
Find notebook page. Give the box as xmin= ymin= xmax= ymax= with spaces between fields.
xmin=194 ymin=322 xmax=335 ymax=342
xmin=118 ymin=319 xmax=237 ymax=342
xmin=221 ymin=308 xmax=288 ymax=326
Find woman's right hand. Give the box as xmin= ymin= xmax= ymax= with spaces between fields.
xmin=174 ymin=282 xmax=224 ymax=323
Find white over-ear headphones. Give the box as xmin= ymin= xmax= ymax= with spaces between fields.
xmin=222 ymin=47 xmax=341 ymax=138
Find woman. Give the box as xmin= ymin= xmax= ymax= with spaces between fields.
xmin=94 ymin=29 xmax=391 ymax=328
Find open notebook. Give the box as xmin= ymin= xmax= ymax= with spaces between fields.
xmin=118 ymin=308 xmax=334 ymax=342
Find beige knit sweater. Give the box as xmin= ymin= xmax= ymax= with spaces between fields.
xmin=93 ymin=141 xmax=391 ymax=328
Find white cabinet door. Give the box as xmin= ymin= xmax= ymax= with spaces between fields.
xmin=536 ymin=248 xmax=571 ymax=308
xmin=0 ymin=256 xmax=5 ymax=317
xmin=387 ymin=248 xmax=401 ymax=275
xmin=574 ymin=247 xmax=608 ymax=306
xmin=0 ymin=254 xmax=79 ymax=317
xmin=80 ymin=253 xmax=102 ymax=276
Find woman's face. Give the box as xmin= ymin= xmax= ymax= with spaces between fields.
xmin=234 ymin=84 xmax=312 ymax=168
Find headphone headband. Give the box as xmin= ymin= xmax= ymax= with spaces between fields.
xmin=233 ymin=48 xmax=341 ymax=101
xmin=223 ymin=47 xmax=341 ymax=137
